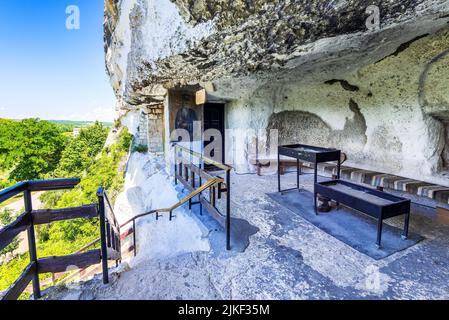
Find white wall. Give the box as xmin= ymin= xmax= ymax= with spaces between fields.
xmin=224 ymin=29 xmax=449 ymax=186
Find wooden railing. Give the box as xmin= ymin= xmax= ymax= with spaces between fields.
xmin=174 ymin=143 xmax=233 ymax=250
xmin=0 ymin=179 xmax=120 ymax=300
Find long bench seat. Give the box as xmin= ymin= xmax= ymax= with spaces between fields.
xmin=316 ymin=163 xmax=449 ymax=204
xmin=251 ymin=157 xmax=449 ymax=204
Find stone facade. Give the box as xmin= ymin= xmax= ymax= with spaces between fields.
xmin=147 ymin=107 xmax=164 ymax=153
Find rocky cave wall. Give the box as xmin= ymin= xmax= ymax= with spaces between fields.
xmin=105 ymin=0 xmax=449 ymax=186
xmin=226 ymin=29 xmax=449 ymax=186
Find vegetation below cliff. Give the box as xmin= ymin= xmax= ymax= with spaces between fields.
xmin=0 ymin=119 xmax=132 ymax=299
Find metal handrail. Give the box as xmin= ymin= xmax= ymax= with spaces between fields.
xmin=120 ymin=177 xmax=223 ymax=228
xmin=97 ymin=187 xmax=121 ymax=234
xmin=117 ymin=177 xmax=224 ymax=257
xmin=174 ymin=143 xmax=233 ymax=172
xmin=103 ymin=191 xmax=120 ymax=232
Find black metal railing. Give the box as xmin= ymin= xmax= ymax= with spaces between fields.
xmin=96 ymin=187 xmax=121 ymax=284
xmin=0 ymin=179 xmax=120 ymax=300
xmin=119 ymin=176 xmax=224 ymax=256
xmin=174 ymin=143 xmax=233 ymax=250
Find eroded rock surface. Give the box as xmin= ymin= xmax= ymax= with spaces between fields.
xmin=104 ymin=0 xmax=449 ymax=184
xmin=105 ymin=0 xmax=449 ymax=101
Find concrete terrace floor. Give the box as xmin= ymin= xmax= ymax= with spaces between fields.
xmin=47 ymin=171 xmax=449 ymax=300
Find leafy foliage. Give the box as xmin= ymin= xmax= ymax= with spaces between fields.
xmin=0 ymin=121 xmax=132 ymax=294
xmin=40 ymin=127 xmax=131 ymax=243
xmin=0 ymin=119 xmax=66 ymax=181
xmin=132 ymin=144 xmax=148 ymax=153
xmin=0 ymin=208 xmax=19 ymax=257
xmin=52 ymin=122 xmax=109 ymax=178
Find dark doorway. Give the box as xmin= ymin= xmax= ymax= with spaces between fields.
xmin=203 ymin=103 xmax=225 ymax=167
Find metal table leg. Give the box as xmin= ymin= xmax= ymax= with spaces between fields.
xmin=296 ymin=157 xmax=300 ymax=190
xmin=376 ymin=216 xmax=383 ymax=248
xmin=335 ymin=159 xmax=341 ymax=208
xmin=402 ymin=212 xmax=410 ymax=240
xmin=277 ymin=148 xmax=281 ymax=193
xmin=337 ymin=159 xmax=341 ymax=180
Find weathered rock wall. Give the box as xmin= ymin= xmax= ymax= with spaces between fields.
xmin=226 ymin=29 xmax=449 ymax=186
xmin=105 ymin=0 xmax=449 ymax=185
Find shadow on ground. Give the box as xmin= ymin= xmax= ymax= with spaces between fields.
xmin=267 ymin=189 xmax=424 ymax=260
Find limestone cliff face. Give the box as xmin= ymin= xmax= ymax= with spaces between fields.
xmin=105 ymin=0 xmax=448 ymax=102
xmin=105 ymin=0 xmax=449 ymax=185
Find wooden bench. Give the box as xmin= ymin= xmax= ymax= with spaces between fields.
xmin=253 ymin=153 xmax=347 ymax=176
xmin=254 ymin=158 xmax=297 ymax=175
xmin=315 ymin=180 xmax=411 ymax=248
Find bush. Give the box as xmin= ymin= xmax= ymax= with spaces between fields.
xmin=132 ymin=144 xmax=148 ymax=153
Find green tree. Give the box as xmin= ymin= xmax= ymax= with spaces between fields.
xmin=43 ymin=128 xmax=131 ymax=242
xmin=0 ymin=208 xmax=19 ymax=257
xmin=0 ymin=119 xmax=66 ymax=181
xmin=54 ymin=121 xmax=109 ymax=178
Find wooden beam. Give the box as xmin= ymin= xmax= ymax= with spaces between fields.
xmin=32 ymin=204 xmax=98 ymax=225
xmin=185 ymin=164 xmax=217 ymax=182
xmin=1 ymin=262 xmax=36 ymax=300
xmin=37 ymin=250 xmax=101 ymax=274
xmin=177 ymin=174 xmax=226 ymax=227
xmin=125 ymin=245 xmax=135 ymax=254
xmin=27 ymin=178 xmax=81 ymax=192
xmin=0 ymin=182 xmax=27 ymax=203
xmin=200 ymin=197 xmax=226 ymax=227
xmin=120 ymin=227 xmax=134 ymax=240
xmin=175 ymin=144 xmax=232 ymax=171
xmin=0 ymin=211 xmax=31 ymax=252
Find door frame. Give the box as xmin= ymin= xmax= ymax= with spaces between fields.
xmin=203 ymin=102 xmax=226 ymax=165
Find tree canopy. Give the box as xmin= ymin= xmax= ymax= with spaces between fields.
xmin=0 ymin=119 xmax=66 ymax=181
xmin=53 ymin=121 xmax=109 ymax=178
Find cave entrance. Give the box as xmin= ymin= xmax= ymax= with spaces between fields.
xmin=203 ymin=103 xmax=225 ymax=169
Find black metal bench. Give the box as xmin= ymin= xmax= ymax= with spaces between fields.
xmin=314 ymin=180 xmax=411 ymax=248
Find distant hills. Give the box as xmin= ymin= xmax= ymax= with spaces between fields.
xmin=47 ymin=120 xmax=113 ymax=132
xmin=0 ymin=118 xmax=114 ymax=133
xmin=48 ymin=120 xmax=113 ymax=127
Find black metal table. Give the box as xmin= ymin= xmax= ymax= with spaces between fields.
xmin=315 ymin=180 xmax=411 ymax=248
xmin=277 ymin=144 xmax=341 ymax=193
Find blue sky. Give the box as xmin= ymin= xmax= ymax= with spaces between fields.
xmin=0 ymin=0 xmax=116 ymax=121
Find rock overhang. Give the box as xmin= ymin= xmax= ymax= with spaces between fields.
xmin=105 ymin=0 xmax=449 ymax=103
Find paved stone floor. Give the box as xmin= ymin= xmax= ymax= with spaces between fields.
xmin=46 ymin=171 xmax=449 ymax=300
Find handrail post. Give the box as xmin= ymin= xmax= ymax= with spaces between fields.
xmin=97 ymin=188 xmax=109 ymax=284
xmin=25 ymin=189 xmax=41 ymax=299
xmin=226 ymin=169 xmax=231 ymax=251
xmin=132 ymin=220 xmax=137 ymax=257
xmin=174 ymin=146 xmax=178 ymax=185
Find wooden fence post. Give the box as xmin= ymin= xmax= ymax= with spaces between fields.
xmin=24 ymin=189 xmax=41 ymax=299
